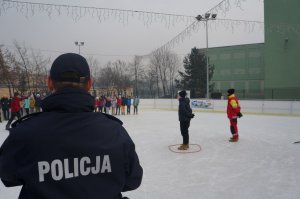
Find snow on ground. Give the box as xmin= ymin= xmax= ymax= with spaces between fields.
xmin=1 ymin=109 xmax=300 ymax=199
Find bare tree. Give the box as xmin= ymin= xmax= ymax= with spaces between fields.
xmin=96 ymin=60 xmax=131 ymax=96
xmin=129 ymin=55 xmax=144 ymax=96
xmin=0 ymin=47 xmax=14 ymax=96
xmin=31 ymin=50 xmax=50 ymax=93
xmin=87 ymin=56 xmax=101 ymax=96
xmin=145 ymin=66 xmax=157 ymax=98
xmin=149 ymin=52 xmax=161 ymax=97
xmin=12 ymin=41 xmax=50 ymax=93
xmin=13 ymin=41 xmax=31 ymax=91
xmin=1 ymin=47 xmax=21 ymax=96
xmin=149 ymin=49 xmax=180 ymax=97
xmin=166 ymin=52 xmax=180 ymax=98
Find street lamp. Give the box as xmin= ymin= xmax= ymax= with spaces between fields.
xmin=196 ymin=13 xmax=217 ymax=99
xmin=75 ymin=41 xmax=84 ymax=54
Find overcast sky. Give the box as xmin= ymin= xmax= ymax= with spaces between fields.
xmin=0 ymin=0 xmax=264 ymax=65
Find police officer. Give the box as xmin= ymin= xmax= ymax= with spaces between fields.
xmin=177 ymin=90 xmax=194 ymax=150
xmin=0 ymin=53 xmax=143 ymax=199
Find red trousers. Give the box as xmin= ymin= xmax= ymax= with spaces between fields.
xmin=229 ymin=118 xmax=238 ymax=136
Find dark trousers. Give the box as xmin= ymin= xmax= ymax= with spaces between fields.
xmin=116 ymin=106 xmax=120 ymax=115
xmin=20 ymin=108 xmax=23 ymax=116
xmin=134 ymin=106 xmax=138 ymax=114
xmin=127 ymin=105 xmax=131 ymax=114
xmin=6 ymin=111 xmax=21 ymax=128
xmin=180 ymin=121 xmax=190 ymax=145
xmin=2 ymin=108 xmax=9 ymax=120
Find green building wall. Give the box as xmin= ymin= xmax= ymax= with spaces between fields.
xmin=208 ymin=43 xmax=265 ymax=99
xmin=203 ymin=0 xmax=300 ymax=100
xmin=264 ymin=0 xmax=300 ymax=99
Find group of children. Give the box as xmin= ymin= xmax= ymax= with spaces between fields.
xmin=94 ymin=95 xmax=140 ymax=116
xmin=0 ymin=92 xmax=45 ymax=129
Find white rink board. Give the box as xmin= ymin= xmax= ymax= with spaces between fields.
xmin=139 ymin=99 xmax=300 ymax=115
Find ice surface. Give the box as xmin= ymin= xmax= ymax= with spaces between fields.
xmin=1 ymin=110 xmax=300 ymax=199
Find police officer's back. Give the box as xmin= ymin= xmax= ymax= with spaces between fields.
xmin=0 ymin=53 xmax=143 ymax=199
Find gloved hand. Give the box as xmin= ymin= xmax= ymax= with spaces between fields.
xmin=237 ymin=112 xmax=243 ymax=118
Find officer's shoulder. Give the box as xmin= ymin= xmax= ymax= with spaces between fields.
xmin=11 ymin=112 xmax=43 ymax=128
xmin=98 ymin=113 xmax=123 ymax=125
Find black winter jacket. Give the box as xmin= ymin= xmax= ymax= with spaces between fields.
xmin=178 ymin=97 xmax=193 ymax=122
xmin=0 ymin=88 xmax=143 ymax=199
xmin=0 ymin=97 xmax=9 ymax=110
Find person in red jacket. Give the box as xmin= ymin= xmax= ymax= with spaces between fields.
xmin=227 ymin=89 xmax=243 ymax=142
xmin=94 ymin=97 xmax=100 ymax=112
xmin=5 ymin=92 xmax=27 ymax=130
xmin=116 ymin=95 xmax=122 ymax=115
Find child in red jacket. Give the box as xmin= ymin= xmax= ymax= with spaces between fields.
xmin=6 ymin=92 xmax=27 ymax=130
xmin=227 ymin=89 xmax=243 ymax=142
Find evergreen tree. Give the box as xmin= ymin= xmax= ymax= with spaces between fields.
xmin=177 ymin=47 xmax=214 ymax=98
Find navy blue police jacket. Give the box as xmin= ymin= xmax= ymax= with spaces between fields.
xmin=0 ymin=88 xmax=143 ymax=199
xmin=178 ymin=97 xmax=193 ymax=122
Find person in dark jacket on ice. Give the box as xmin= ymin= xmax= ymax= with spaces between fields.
xmin=0 ymin=53 xmax=143 ymax=199
xmin=178 ymin=90 xmax=194 ymax=150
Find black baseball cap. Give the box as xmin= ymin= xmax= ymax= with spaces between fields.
xmin=227 ymin=88 xmax=235 ymax=95
xmin=50 ymin=53 xmax=90 ymax=83
xmin=179 ymin=90 xmax=187 ymax=97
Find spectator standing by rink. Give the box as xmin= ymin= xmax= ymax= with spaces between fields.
xmin=121 ymin=96 xmax=126 ymax=115
xmin=98 ymin=96 xmax=105 ymax=113
xmin=133 ymin=96 xmax=140 ymax=114
xmin=19 ymin=98 xmax=24 ymax=116
xmin=127 ymin=96 xmax=132 ymax=115
xmin=116 ymin=95 xmax=122 ymax=115
xmin=1 ymin=95 xmax=10 ymax=120
xmin=177 ymin=90 xmax=194 ymax=150
xmin=111 ymin=96 xmax=117 ymax=115
xmin=0 ymin=53 xmax=143 ymax=199
xmin=23 ymin=96 xmax=30 ymax=115
xmin=227 ymin=89 xmax=243 ymax=142
xmin=34 ymin=93 xmax=42 ymax=112
xmin=5 ymin=92 xmax=27 ymax=130
xmin=94 ymin=97 xmax=100 ymax=112
xmin=105 ymin=96 xmax=112 ymax=114
xmin=29 ymin=95 xmax=35 ymax=113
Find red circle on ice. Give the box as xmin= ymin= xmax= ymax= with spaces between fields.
xmin=168 ymin=144 xmax=202 ymax=153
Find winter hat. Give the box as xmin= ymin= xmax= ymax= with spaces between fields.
xmin=179 ymin=90 xmax=187 ymax=98
xmin=227 ymin=89 xmax=235 ymax=95
xmin=50 ymin=53 xmax=90 ymax=83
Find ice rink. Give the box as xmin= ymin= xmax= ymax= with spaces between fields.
xmin=1 ymin=109 xmax=300 ymax=199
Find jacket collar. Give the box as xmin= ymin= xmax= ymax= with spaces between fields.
xmin=41 ymin=88 xmax=95 ymax=113
xmin=228 ymin=94 xmax=235 ymax=99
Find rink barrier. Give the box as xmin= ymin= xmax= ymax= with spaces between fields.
xmin=168 ymin=144 xmax=202 ymax=154
xmin=139 ymin=99 xmax=300 ymax=117
xmin=151 ymin=108 xmax=300 ymax=117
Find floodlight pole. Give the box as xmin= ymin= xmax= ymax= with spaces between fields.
xmin=75 ymin=41 xmax=84 ymax=55
xmin=196 ymin=13 xmax=217 ymax=99
xmin=205 ymin=20 xmax=209 ymax=99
